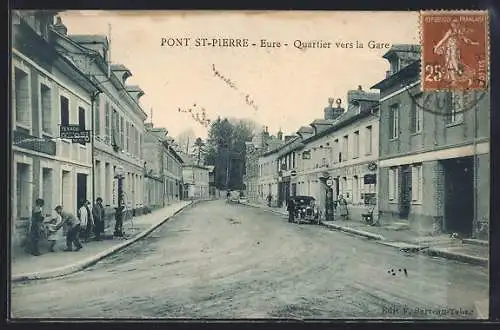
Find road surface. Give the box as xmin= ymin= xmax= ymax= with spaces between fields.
xmin=11 ymin=200 xmax=489 ymax=319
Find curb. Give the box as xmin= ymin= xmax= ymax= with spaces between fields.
xmin=242 ymin=203 xmax=488 ymax=267
xmin=320 ymin=221 xmax=385 ymax=241
xmin=12 ymin=201 xmax=195 ymax=283
xmin=462 ymin=238 xmax=489 ymax=247
xmin=424 ymin=248 xmax=489 ymax=267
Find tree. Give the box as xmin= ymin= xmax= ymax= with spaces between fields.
xmin=176 ymin=128 xmax=196 ymax=155
xmin=192 ymin=137 xmax=206 ymax=165
xmin=205 ymin=117 xmax=260 ymax=190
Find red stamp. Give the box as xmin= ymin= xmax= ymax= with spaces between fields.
xmin=420 ymin=11 xmax=489 ymax=91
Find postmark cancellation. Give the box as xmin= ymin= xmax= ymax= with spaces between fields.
xmin=420 ymin=10 xmax=489 ymax=91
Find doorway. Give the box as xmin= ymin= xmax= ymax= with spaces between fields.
xmin=353 ymin=176 xmax=359 ymax=204
xmin=399 ymin=165 xmax=412 ymax=219
xmin=16 ymin=163 xmax=31 ymax=222
xmin=77 ymin=173 xmax=88 ymax=209
xmin=334 ymin=177 xmax=340 ymax=198
xmin=443 ymin=157 xmax=474 ymax=236
xmin=291 ymin=183 xmax=297 ymax=197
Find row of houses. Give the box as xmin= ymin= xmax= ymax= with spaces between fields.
xmin=244 ymin=44 xmax=490 ymax=239
xmin=11 ymin=11 xmax=212 ymax=250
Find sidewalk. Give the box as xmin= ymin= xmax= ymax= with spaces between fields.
xmin=11 ymin=200 xmax=194 ymax=282
xmin=242 ymin=201 xmax=489 ymax=267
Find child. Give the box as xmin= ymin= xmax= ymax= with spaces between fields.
xmin=44 ymin=210 xmax=64 ymax=252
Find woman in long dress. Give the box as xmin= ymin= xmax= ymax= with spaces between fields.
xmin=337 ymin=194 xmax=349 ymax=221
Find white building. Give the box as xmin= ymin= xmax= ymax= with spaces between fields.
xmin=257 ymin=145 xmax=282 ymax=206
xmin=11 ymin=11 xmax=100 ymax=249
xmin=52 ymin=18 xmax=148 ymax=222
xmin=143 ymin=123 xmax=184 ymax=209
xmin=181 ymin=154 xmax=210 ymax=199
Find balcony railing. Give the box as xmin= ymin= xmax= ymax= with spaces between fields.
xmin=13 ymin=130 xmax=56 ymax=156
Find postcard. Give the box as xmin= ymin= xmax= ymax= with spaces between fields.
xmin=10 ymin=10 xmax=490 ymax=320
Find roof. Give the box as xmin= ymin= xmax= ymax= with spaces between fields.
xmin=370 ymin=60 xmax=420 ymax=90
xmin=382 ymin=44 xmax=421 ymax=60
xmin=69 ymin=35 xmax=109 ymax=47
xmin=301 ymin=103 xmax=379 ymax=146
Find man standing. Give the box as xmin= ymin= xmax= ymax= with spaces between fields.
xmin=55 ymin=205 xmax=82 ymax=252
xmin=287 ymin=197 xmax=296 ymax=223
xmin=78 ymin=200 xmax=92 ymax=243
xmin=28 ymin=198 xmax=45 ymax=256
xmin=92 ymin=197 xmax=105 ymax=241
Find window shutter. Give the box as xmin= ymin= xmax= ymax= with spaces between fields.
xmin=389 ymin=169 xmax=394 ymax=200
xmin=411 ymin=167 xmax=418 ymax=201
xmin=389 ymin=109 xmax=394 ymax=138
xmin=410 ymin=103 xmax=416 ymax=133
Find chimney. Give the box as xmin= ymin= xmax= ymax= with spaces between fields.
xmin=324 ymin=97 xmax=335 ymax=120
xmin=277 ymin=130 xmax=283 ymax=141
xmin=53 ymin=16 xmax=68 ymax=35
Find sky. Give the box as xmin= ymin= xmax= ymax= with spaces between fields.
xmin=59 ymin=10 xmax=419 ymax=140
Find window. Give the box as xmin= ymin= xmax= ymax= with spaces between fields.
xmin=40 ymin=84 xmax=52 ymax=134
xmin=389 ymin=104 xmax=399 ymax=139
xmin=410 ymin=95 xmax=423 ymax=133
xmin=448 ymin=92 xmax=465 ymax=124
xmin=120 ymin=117 xmax=124 ymax=150
xmin=365 ymin=126 xmax=372 ymax=155
xmin=334 ymin=139 xmax=340 ymax=162
xmin=126 ymin=122 xmax=130 ymax=152
xmin=390 ymin=57 xmax=400 ymax=75
xmin=353 ymin=131 xmax=359 ymax=158
xmin=60 ymin=96 xmax=69 ymax=126
xmin=342 ymin=135 xmax=349 ymax=161
xmin=411 ymin=164 xmax=423 ymax=203
xmin=95 ymin=96 xmax=101 ymax=136
xmin=14 ymin=67 xmax=31 ymax=128
xmin=104 ymin=102 xmax=110 ymax=144
xmin=112 ymin=109 xmax=119 ymax=147
xmin=388 ymin=167 xmax=398 ymax=201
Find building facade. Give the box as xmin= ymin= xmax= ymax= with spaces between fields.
xmin=143 ymin=123 xmax=184 ymax=209
xmin=52 ymin=18 xmax=148 ymax=224
xmin=182 ymin=157 xmax=210 ymax=200
xmin=244 ymin=127 xmax=284 ymax=202
xmin=372 ymin=45 xmax=490 ymax=239
xmin=11 ymin=11 xmax=99 ymax=248
xmin=257 ymin=146 xmax=281 ymax=206
xmin=298 ymin=91 xmax=380 ymax=219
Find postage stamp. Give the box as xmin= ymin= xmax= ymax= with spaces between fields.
xmin=420 ymin=10 xmax=489 ymax=91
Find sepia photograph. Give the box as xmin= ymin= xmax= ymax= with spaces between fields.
xmin=9 ymin=9 xmax=490 ymax=319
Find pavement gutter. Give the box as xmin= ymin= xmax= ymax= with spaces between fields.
xmin=232 ymin=202 xmax=489 ymax=268
xmin=11 ymin=201 xmax=196 ymax=283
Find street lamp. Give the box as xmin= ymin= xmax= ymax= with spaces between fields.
xmin=114 ymin=165 xmax=125 ymax=237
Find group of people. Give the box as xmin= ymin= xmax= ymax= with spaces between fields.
xmin=27 ymin=197 xmax=106 ymax=256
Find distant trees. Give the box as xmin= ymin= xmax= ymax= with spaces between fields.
xmin=205 ymin=117 xmax=259 ymax=190
xmin=176 ymin=128 xmax=196 ymax=154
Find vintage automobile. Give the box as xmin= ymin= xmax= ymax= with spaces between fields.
xmin=290 ymin=196 xmax=320 ymax=224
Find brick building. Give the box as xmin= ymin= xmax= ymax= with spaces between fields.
xmin=372 ymin=45 xmax=490 ymax=239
